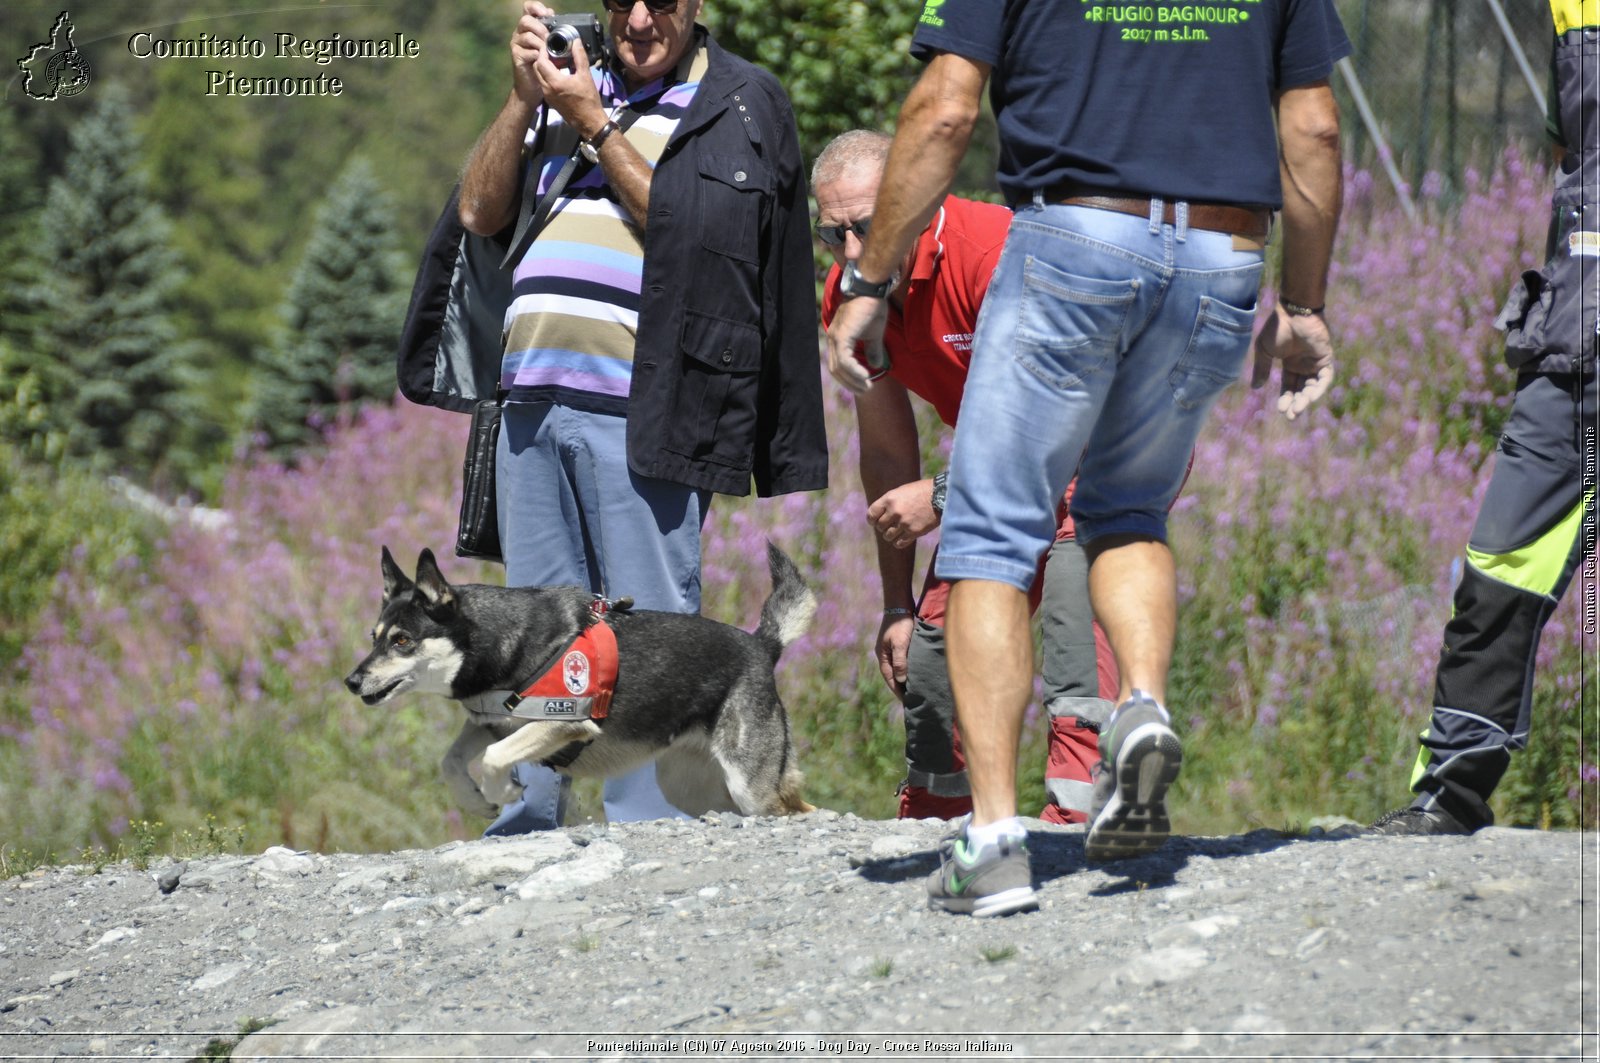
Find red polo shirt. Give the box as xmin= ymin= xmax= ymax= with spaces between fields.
xmin=822 ymin=195 xmax=1012 ymax=428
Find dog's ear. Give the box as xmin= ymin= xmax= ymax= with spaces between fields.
xmin=380 ymin=546 xmax=414 ymax=603
xmin=413 ymin=548 xmax=456 ymax=616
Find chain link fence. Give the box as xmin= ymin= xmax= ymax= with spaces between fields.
xmin=1334 ymin=0 xmax=1555 ymax=213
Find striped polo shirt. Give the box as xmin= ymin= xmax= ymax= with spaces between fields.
xmin=500 ymin=45 xmax=709 ymax=414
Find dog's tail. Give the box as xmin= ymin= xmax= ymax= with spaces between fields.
xmin=755 ymin=540 xmax=816 ymax=660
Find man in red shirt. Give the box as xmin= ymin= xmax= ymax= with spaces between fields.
xmin=814 ymin=130 xmax=1116 ymax=824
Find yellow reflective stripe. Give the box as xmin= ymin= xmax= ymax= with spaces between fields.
xmin=1465 ymin=490 xmax=1592 ymax=597
xmin=1409 ymin=730 xmax=1432 ymax=789
xmin=1550 ymin=0 xmax=1600 ymax=35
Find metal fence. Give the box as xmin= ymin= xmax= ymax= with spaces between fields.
xmin=1334 ymin=0 xmax=1555 ymax=215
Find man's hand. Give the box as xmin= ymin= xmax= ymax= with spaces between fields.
xmin=1250 ymin=303 xmax=1335 ymax=420
xmin=826 ymin=294 xmax=889 ymax=394
xmin=868 ymin=479 xmax=939 ymax=550
xmin=510 ymin=2 xmax=555 ymax=106
xmin=876 ymin=613 xmax=913 ymax=698
xmin=533 ymin=37 xmax=607 ymax=136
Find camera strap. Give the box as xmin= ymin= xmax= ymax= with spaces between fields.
xmin=500 ymin=104 xmax=644 ymax=270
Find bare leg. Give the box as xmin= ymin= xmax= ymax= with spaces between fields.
xmin=945 ymin=578 xmax=1035 ymax=828
xmin=1081 ymin=533 xmax=1183 ymax=862
xmin=1085 ymin=534 xmax=1175 ymax=704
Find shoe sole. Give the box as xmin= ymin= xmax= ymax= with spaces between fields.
xmin=1084 ymin=722 xmax=1182 ymax=862
xmin=929 ymin=885 xmax=1040 ymax=918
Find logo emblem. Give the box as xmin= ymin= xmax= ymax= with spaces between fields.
xmin=18 ymin=12 xmax=92 ymax=102
xmin=946 ymin=840 xmax=979 ymax=894
xmin=562 ymin=650 xmax=591 ymax=695
xmin=543 ymin=699 xmax=578 ymax=716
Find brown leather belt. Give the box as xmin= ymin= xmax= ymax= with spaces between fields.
xmin=1051 ymin=188 xmax=1272 ymax=241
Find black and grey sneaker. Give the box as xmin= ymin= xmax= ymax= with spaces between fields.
xmin=1083 ymin=691 xmax=1183 ymax=862
xmin=927 ymin=831 xmax=1039 ymax=917
xmin=1369 ymin=803 xmax=1474 ymax=836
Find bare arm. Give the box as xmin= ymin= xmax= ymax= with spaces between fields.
xmin=587 ymin=119 xmax=654 ymax=230
xmin=460 ymin=2 xmax=552 ymax=236
xmin=460 ymin=93 xmax=541 ymax=237
xmin=855 ymin=376 xmax=923 ymax=695
xmin=857 ymin=377 xmax=924 ymax=603
xmin=857 ymin=53 xmax=989 ymax=286
xmin=1249 ymin=79 xmax=1343 ymax=420
xmin=826 ymin=53 xmax=989 ymax=393
xmin=1275 ymin=80 xmax=1342 ymax=309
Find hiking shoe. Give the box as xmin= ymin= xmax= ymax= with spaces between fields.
xmin=927 ymin=831 xmax=1039 ymax=917
xmin=1369 ymin=803 xmax=1474 ymax=836
xmin=1083 ymin=691 xmax=1183 ymax=862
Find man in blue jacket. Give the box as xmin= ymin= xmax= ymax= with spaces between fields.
xmin=458 ymin=0 xmax=825 ymax=831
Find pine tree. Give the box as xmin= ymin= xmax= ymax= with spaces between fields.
xmin=0 ymin=98 xmax=70 ymax=461
xmin=250 ymin=157 xmax=408 ymax=457
xmin=0 ymin=102 xmax=56 ymax=460
xmin=0 ymin=102 xmax=42 ymax=324
xmin=21 ymin=83 xmax=199 ymax=481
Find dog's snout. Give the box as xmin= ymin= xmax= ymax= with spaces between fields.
xmin=343 ymin=671 xmax=364 ymax=693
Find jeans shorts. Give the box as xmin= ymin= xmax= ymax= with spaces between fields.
xmin=936 ymin=201 xmax=1265 ymax=591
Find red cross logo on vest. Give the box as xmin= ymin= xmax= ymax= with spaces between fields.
xmin=563 ymin=649 xmax=591 ymax=695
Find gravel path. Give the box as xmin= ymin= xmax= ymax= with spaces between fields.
xmin=2 ymin=813 xmax=1593 ymax=1060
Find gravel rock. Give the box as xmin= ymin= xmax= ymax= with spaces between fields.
xmin=0 ymin=817 xmax=1589 ymax=1058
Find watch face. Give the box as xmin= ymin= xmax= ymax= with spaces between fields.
xmin=580 ymin=142 xmax=599 ymax=163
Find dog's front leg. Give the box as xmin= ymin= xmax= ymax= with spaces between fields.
xmin=479 ymin=720 xmax=602 ymax=805
xmin=441 ymin=720 xmax=500 ymax=819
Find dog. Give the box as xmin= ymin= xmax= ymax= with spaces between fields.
xmin=344 ymin=542 xmax=816 ymax=820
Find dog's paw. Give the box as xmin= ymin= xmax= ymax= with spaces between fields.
xmin=478 ymin=756 xmax=522 ymax=806
xmin=441 ymin=749 xmax=499 ymax=820
xmin=449 ymin=788 xmax=499 ymax=820
xmin=451 ymin=777 xmax=500 ymax=820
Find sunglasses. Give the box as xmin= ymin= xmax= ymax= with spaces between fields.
xmin=601 ymin=0 xmax=681 ymax=12
xmin=816 ymin=217 xmax=871 ymax=247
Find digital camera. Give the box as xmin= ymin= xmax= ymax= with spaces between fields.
xmin=539 ymin=14 xmax=609 ymax=67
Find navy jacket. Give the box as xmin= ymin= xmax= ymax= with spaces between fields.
xmin=626 ymin=31 xmax=827 ymax=497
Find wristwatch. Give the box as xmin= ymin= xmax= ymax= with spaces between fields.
xmin=579 ymin=120 xmax=620 ymax=164
xmin=839 ymin=260 xmax=894 ymax=300
xmin=930 ymin=471 xmax=948 ymax=516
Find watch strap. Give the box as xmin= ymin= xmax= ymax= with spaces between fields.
xmin=841 ymin=261 xmax=894 ymax=299
xmin=584 ymin=119 xmax=620 ymax=157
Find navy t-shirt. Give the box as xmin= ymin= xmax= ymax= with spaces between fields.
xmin=910 ymin=0 xmax=1352 ymax=209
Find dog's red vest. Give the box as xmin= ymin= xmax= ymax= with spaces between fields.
xmin=502 ymin=619 xmax=618 ymax=721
